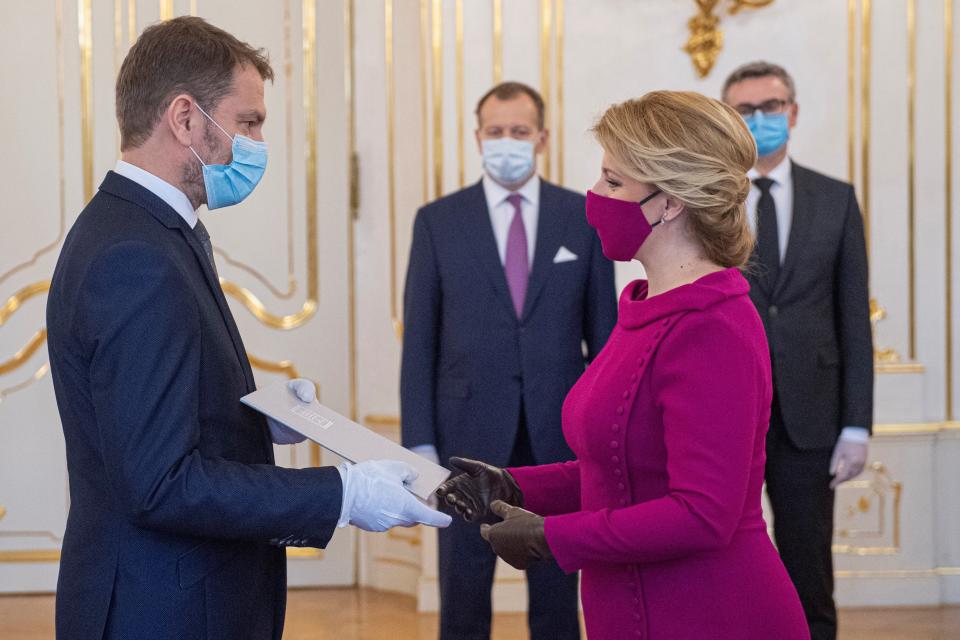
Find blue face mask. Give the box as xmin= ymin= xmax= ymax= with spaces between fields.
xmin=482 ymin=138 xmax=535 ymax=186
xmin=744 ymin=111 xmax=790 ymax=157
xmin=190 ymin=104 xmax=268 ymax=210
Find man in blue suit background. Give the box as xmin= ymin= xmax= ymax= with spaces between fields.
xmin=47 ymin=17 xmax=448 ymax=640
xmin=401 ymin=82 xmax=617 ymax=640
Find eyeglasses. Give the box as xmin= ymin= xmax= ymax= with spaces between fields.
xmin=733 ymin=98 xmax=791 ymax=117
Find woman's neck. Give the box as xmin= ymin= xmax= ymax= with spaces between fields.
xmin=644 ymin=253 xmax=724 ymax=298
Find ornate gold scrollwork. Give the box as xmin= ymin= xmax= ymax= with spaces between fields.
xmin=684 ymin=0 xmax=775 ymax=78
xmin=870 ymin=298 xmax=902 ymax=364
xmin=833 ymin=461 xmax=902 ymax=555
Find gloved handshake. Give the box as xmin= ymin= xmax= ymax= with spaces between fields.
xmin=435 ymin=457 xmax=551 ymax=570
xmin=274 ymin=379 xmax=451 ymax=532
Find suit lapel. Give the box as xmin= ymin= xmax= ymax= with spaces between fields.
xmin=521 ymin=182 xmax=568 ymax=321
xmin=176 ymin=217 xmax=257 ymax=392
xmin=100 ymin=172 xmax=257 ymax=393
xmin=773 ymin=163 xmax=816 ymax=299
xmin=465 ymin=181 xmax=520 ymax=321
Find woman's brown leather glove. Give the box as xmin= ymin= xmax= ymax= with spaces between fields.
xmin=435 ymin=457 xmax=524 ymax=523
xmin=479 ymin=500 xmax=552 ymax=570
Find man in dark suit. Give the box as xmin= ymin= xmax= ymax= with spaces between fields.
xmin=401 ymin=82 xmax=617 ymax=640
xmin=723 ymin=62 xmax=874 ymax=640
xmin=47 ymin=17 xmax=447 ymax=640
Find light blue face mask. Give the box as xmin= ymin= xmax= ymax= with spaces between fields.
xmin=743 ymin=110 xmax=790 ymax=157
xmin=190 ymin=103 xmax=268 ymax=210
xmin=481 ymin=138 xmax=535 ymax=186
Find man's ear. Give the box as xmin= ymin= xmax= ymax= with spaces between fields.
xmin=534 ymin=128 xmax=550 ymax=155
xmin=788 ymin=101 xmax=799 ymax=129
xmin=166 ymin=93 xmax=198 ymax=147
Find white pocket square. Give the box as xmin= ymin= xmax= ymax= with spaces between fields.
xmin=553 ymin=246 xmax=578 ymax=264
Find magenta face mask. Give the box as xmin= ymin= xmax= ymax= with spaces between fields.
xmin=585 ymin=189 xmax=663 ymax=261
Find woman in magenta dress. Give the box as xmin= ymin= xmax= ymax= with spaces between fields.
xmin=436 ymin=91 xmax=809 ymax=639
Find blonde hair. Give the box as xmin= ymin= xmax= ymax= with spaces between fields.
xmin=592 ymin=91 xmax=757 ymax=268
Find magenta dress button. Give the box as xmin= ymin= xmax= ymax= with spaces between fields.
xmin=610 ymin=441 xmax=619 ymax=449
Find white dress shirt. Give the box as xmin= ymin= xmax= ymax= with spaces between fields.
xmin=746 ymin=155 xmax=793 ymax=264
xmin=482 ymin=173 xmax=540 ymax=268
xmin=114 ymin=160 xmax=198 ymax=229
xmin=746 ymin=157 xmax=868 ymax=444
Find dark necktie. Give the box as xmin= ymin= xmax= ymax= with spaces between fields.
xmin=193 ymin=219 xmax=219 ymax=277
xmin=504 ymin=194 xmax=529 ymax=318
xmin=753 ymin=177 xmax=779 ymax=289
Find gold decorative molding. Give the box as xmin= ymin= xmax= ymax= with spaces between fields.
xmin=79 ymin=0 xmax=94 ymax=203
xmin=0 ymin=363 xmax=51 ymax=403
xmin=555 ymin=0 xmax=564 ymax=185
xmin=0 ymin=281 xmax=50 ymax=327
xmin=159 ymin=0 xmax=173 ymax=21
xmin=539 ymin=0 xmax=552 ymax=181
xmin=492 ymin=0 xmax=503 ymax=84
xmin=431 ymin=0 xmax=443 ymax=199
xmin=455 ymin=0 xmax=465 ymax=189
xmin=836 ymin=566 xmax=960 ymax=579
xmin=683 ymin=0 xmax=774 ymax=79
xmin=220 ymin=280 xmax=316 ymax=330
xmin=870 ymin=299 xmax=902 ymax=364
xmin=945 ymin=0 xmax=955 ymax=421
xmin=907 ymin=0 xmax=917 ymax=361
xmin=0 ymin=550 xmax=61 ymax=563
xmin=388 ymin=528 xmax=422 ymax=547
xmin=0 ymin=330 xmax=47 ymax=377
xmin=833 ymin=462 xmax=901 ymax=556
xmin=0 ymin=506 xmax=6 ymax=521
xmin=385 ymin=0 xmax=402 ymax=340
xmin=286 ymin=547 xmax=324 ymax=559
xmin=346 ymin=0 xmax=359 ymax=422
xmin=874 ymin=421 xmax=960 ymax=436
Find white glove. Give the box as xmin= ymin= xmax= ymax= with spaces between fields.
xmin=267 ymin=379 xmax=315 ymax=445
xmin=829 ymin=436 xmax=868 ymax=489
xmin=336 ymin=459 xmax=452 ymax=531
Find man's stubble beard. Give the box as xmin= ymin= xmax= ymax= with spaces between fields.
xmin=181 ymin=121 xmax=227 ymax=210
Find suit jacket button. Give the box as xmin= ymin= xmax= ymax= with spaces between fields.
xmin=613 ymin=468 xmax=622 ymax=476
xmin=769 ymin=305 xmax=779 ymax=318
xmin=610 ymin=441 xmax=619 ymax=449
xmin=618 ymin=483 xmax=626 ymax=491
xmin=619 ymin=498 xmax=628 ymax=506
xmin=611 ymin=455 xmax=620 ymax=464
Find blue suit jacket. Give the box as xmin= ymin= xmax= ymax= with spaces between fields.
xmin=47 ymin=172 xmax=343 ymax=640
xmin=400 ymin=179 xmax=617 ymax=467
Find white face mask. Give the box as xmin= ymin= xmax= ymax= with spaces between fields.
xmin=481 ymin=138 xmax=535 ymax=185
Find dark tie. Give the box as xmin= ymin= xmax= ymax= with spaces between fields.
xmin=753 ymin=177 xmax=779 ymax=289
xmin=193 ymin=219 xmax=219 ymax=277
xmin=504 ymin=194 xmax=529 ymax=318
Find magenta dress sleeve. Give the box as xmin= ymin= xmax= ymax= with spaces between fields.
xmin=507 ymin=461 xmax=581 ymax=516
xmin=544 ymin=315 xmax=761 ymax=573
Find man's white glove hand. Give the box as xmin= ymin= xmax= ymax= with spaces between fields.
xmin=337 ymin=460 xmax=452 ymax=531
xmin=267 ymin=379 xmax=315 ymax=445
xmin=829 ymin=438 xmax=868 ymax=489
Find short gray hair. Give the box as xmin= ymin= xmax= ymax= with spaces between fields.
xmin=721 ymin=61 xmax=796 ymax=103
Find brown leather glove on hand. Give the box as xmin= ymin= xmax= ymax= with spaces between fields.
xmin=479 ymin=500 xmax=552 ymax=570
xmin=435 ymin=457 xmax=524 ymax=524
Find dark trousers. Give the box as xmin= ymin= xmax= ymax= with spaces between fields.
xmin=765 ymin=394 xmax=838 ymax=640
xmin=438 ymin=413 xmax=580 ymax=640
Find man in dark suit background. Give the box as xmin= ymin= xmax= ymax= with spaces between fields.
xmin=401 ymin=82 xmax=617 ymax=640
xmin=47 ymin=17 xmax=447 ymax=640
xmin=723 ymin=62 xmax=874 ymax=640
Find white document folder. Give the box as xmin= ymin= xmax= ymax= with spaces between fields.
xmin=241 ymin=381 xmax=450 ymax=500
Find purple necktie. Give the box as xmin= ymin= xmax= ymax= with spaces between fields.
xmin=504 ymin=194 xmax=529 ymax=317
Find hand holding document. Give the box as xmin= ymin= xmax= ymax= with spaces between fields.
xmin=241 ymin=381 xmax=451 ymax=501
